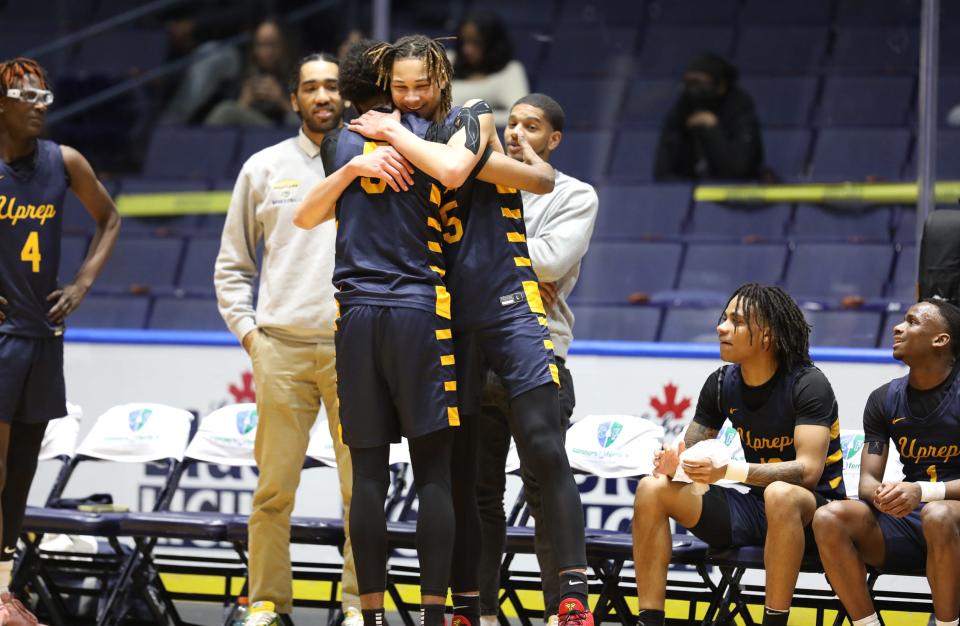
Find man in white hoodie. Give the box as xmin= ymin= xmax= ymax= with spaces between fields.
xmin=214 ymin=52 xmax=358 ymax=626
xmin=474 ymin=93 xmax=598 ymax=626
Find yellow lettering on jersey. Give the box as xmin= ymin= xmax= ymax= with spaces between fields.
xmin=514 ymin=257 xmax=532 ymax=267
xmin=447 ymin=406 xmax=460 ymax=426
xmin=428 ymin=241 xmax=442 ymax=253
xmin=825 ymin=448 xmax=843 ymax=465
xmin=897 ymin=437 xmax=960 ymax=464
xmin=427 ymin=217 xmax=442 ymax=231
xmin=501 ymin=207 xmax=522 ymax=219
xmin=522 ymin=281 xmax=545 ymax=315
xmin=360 ymin=142 xmax=389 ymax=194
xmin=20 ymin=231 xmax=41 ymax=272
xmin=435 ymin=285 xmax=451 ymax=319
xmin=0 ymin=195 xmax=57 ymax=226
xmin=429 ymin=184 xmax=442 ymax=206
xmin=496 ymin=184 xmax=518 ymax=194
xmin=506 ymin=232 xmax=526 ymax=243
xmin=435 ymin=329 xmax=452 ymax=340
xmin=444 ymin=381 xmax=457 ymax=392
xmin=736 ymin=428 xmax=794 ymax=453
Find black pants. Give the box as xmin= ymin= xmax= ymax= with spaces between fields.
xmin=476 ymin=358 xmax=576 ymax=619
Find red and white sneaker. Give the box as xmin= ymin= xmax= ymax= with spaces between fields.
xmin=557 ymin=598 xmax=593 ymax=626
xmin=0 ymin=592 xmax=46 ymax=626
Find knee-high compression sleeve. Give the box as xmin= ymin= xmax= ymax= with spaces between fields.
xmin=408 ymin=428 xmax=456 ymax=598
xmin=507 ymin=384 xmax=586 ymax=571
xmin=2 ymin=422 xmax=46 ymax=553
xmin=349 ymin=445 xmax=391 ymax=595
xmin=449 ymin=414 xmax=481 ymax=592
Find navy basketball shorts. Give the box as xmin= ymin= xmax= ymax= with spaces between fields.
xmin=455 ymin=312 xmax=559 ymax=416
xmin=689 ymin=485 xmax=832 ymax=549
xmin=866 ymin=501 xmax=926 ymax=572
xmin=335 ymin=304 xmax=459 ymax=448
xmin=0 ymin=332 xmax=67 ymax=424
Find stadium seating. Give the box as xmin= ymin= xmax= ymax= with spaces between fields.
xmin=790 ymin=204 xmax=893 ymax=241
xmin=93 ymin=236 xmax=184 ymax=293
xmin=149 ymin=296 xmax=225 ymax=331
xmin=674 ymin=242 xmax=788 ymax=295
xmin=739 ymin=76 xmax=818 ymax=127
xmin=593 ymin=184 xmax=691 ymax=240
xmin=634 ymin=27 xmax=734 ymax=76
xmin=806 ymin=310 xmax=883 ymax=348
xmin=784 ymin=242 xmax=895 ymax=302
xmin=739 ymin=0 xmax=834 ymax=25
xmin=816 ymin=75 xmax=915 ymax=127
xmin=569 ymin=305 xmax=661 ymax=341
xmin=538 ymin=77 xmax=627 ymax=129
xmin=620 ymin=79 xmax=681 ymax=128
xmin=889 ymin=244 xmax=919 ymax=302
xmin=141 ymin=127 xmax=240 ymax=181
xmin=571 ymin=241 xmax=683 ymax=304
xmin=606 ymin=130 xmax=659 ymax=183
xmin=828 ymin=27 xmax=920 ymax=74
xmin=551 ymin=130 xmax=615 ymax=182
xmin=809 ymin=129 xmax=911 ymax=181
xmin=734 ymin=28 xmax=829 ymax=74
xmin=685 ymin=202 xmax=790 ymax=241
xmin=659 ymin=307 xmax=721 ymax=343
xmin=761 ymin=129 xmax=813 ymax=180
xmin=68 ymin=295 xmax=151 ymax=329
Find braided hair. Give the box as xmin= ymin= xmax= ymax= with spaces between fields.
xmin=367 ymin=35 xmax=453 ymax=123
xmin=0 ymin=57 xmax=49 ymax=95
xmin=723 ymin=283 xmax=812 ymax=372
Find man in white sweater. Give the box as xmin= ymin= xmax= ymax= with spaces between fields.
xmin=474 ymin=94 xmax=598 ymax=626
xmin=214 ymin=53 xmax=358 ymax=626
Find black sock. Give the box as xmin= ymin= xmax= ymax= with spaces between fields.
xmin=452 ymin=594 xmax=480 ymax=626
xmin=558 ymin=571 xmax=589 ymax=612
xmin=762 ymin=607 xmax=789 ymax=626
xmin=636 ymin=609 xmax=665 ymax=626
xmin=362 ymin=609 xmax=386 ymax=626
xmin=422 ymin=603 xmax=446 ymax=626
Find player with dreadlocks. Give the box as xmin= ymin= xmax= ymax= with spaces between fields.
xmin=0 ymin=57 xmax=120 ymax=624
xmin=631 ymin=284 xmax=845 ymax=626
xmin=347 ymin=34 xmax=594 ymax=626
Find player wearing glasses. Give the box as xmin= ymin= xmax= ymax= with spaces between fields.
xmin=0 ymin=57 xmax=121 ymax=626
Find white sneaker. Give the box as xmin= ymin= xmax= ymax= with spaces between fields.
xmin=546 ymin=615 xmax=558 ymax=626
xmin=343 ymin=607 xmax=363 ymax=626
xmin=480 ymin=616 xmax=498 ymax=626
xmin=244 ymin=601 xmax=279 ymax=625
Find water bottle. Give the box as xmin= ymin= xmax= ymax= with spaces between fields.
xmin=229 ymin=596 xmax=249 ymax=626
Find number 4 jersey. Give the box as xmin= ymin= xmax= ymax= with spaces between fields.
xmin=0 ymin=139 xmax=67 ymax=338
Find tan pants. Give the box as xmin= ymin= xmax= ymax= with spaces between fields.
xmin=248 ymin=331 xmax=358 ymax=614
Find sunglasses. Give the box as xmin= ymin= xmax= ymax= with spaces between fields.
xmin=5 ymin=88 xmax=54 ymax=106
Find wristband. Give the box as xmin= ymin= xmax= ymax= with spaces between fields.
xmin=724 ymin=460 xmax=749 ymax=483
xmin=919 ymin=481 xmax=946 ymax=502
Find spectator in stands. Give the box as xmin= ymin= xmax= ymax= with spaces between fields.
xmin=632 ymin=284 xmax=845 ymax=626
xmin=474 ymin=93 xmax=598 ymax=626
xmin=214 ymin=52 xmax=356 ymax=626
xmin=653 ymin=53 xmax=763 ymax=181
xmin=813 ymin=299 xmax=960 ymax=626
xmin=0 ymin=57 xmax=121 ymax=624
xmin=451 ymin=13 xmax=530 ymax=126
xmin=205 ymin=18 xmax=299 ymax=127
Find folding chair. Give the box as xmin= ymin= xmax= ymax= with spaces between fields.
xmin=19 ymin=403 xmax=193 ymax=626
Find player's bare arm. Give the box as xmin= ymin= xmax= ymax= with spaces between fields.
xmin=294 ymin=147 xmax=414 ymax=229
xmin=868 ymin=436 xmax=925 ymax=518
xmin=860 ymin=440 xmax=888 ymax=501
xmin=51 ymin=145 xmax=121 ymax=323
xmin=745 ymin=424 xmax=830 ymax=489
xmin=348 ymin=102 xmax=492 ymax=188
xmin=477 ymin=134 xmax=556 ymax=194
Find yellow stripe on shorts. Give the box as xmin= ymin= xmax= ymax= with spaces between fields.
xmin=514 ymin=256 xmax=532 ymax=267
xmin=501 ymin=207 xmax=522 ymax=219
xmin=544 ymin=339 xmax=554 ymax=350
xmin=522 ymin=280 xmax=546 ymax=315
xmin=444 ymin=381 xmax=457 ymax=392
xmin=430 ymin=265 xmax=446 ymax=277
xmin=549 ymin=363 xmax=560 ymax=385
xmin=436 ymin=329 xmax=453 ymax=340
xmin=447 ymin=406 xmax=460 ymax=426
xmin=441 ymin=354 xmax=456 ymax=366
xmin=436 ymin=285 xmax=451 ymax=319
xmin=506 ymin=232 xmax=526 ymax=242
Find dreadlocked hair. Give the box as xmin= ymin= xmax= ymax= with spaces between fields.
xmin=724 ymin=283 xmax=812 ymax=372
xmin=0 ymin=57 xmax=49 ymax=95
xmin=367 ymin=35 xmax=453 ymax=123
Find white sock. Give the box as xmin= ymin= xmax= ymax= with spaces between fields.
xmin=852 ymin=614 xmax=880 ymax=626
xmin=0 ymin=560 xmax=11 ymax=594
xmin=935 ymin=619 xmax=959 ymax=626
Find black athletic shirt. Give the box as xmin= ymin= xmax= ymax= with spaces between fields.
xmin=323 ymin=114 xmax=455 ymax=316
xmin=693 ymin=364 xmax=846 ymax=499
xmin=863 ymin=363 xmax=960 ymax=483
xmin=0 ymin=139 xmax=68 ymax=338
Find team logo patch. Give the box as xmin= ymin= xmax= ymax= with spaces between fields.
xmin=236 ymin=409 xmax=258 ymax=435
xmin=499 ymin=291 xmax=524 ymax=307
xmin=841 ymin=432 xmax=865 ymax=461
xmin=128 ymin=408 xmax=152 ymax=432
xmin=597 ymin=421 xmax=623 ymax=448
xmin=719 ymin=426 xmax=739 ymax=447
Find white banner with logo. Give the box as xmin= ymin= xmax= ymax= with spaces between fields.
xmin=24 ymin=335 xmax=914 ymax=590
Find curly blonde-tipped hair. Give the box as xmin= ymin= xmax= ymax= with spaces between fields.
xmin=0 ymin=57 xmax=49 ymax=95
xmin=367 ymin=35 xmax=453 ymax=123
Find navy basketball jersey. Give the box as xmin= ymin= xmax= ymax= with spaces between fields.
xmin=441 ymin=129 xmax=546 ymax=331
xmin=326 ymin=115 xmax=451 ymax=317
xmin=0 ymin=140 xmax=67 ymax=338
xmin=883 ymin=373 xmax=960 ymax=482
xmin=721 ymin=365 xmax=846 ymax=500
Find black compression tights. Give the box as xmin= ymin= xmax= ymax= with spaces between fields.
xmin=449 ymin=414 xmax=480 ymax=592
xmin=506 ymin=384 xmax=586 ymax=571
xmin=0 ymin=421 xmax=47 ymax=557
xmin=350 ymin=428 xmax=456 ymax=598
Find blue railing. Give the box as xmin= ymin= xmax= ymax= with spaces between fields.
xmin=64 ymin=329 xmax=898 ymax=364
